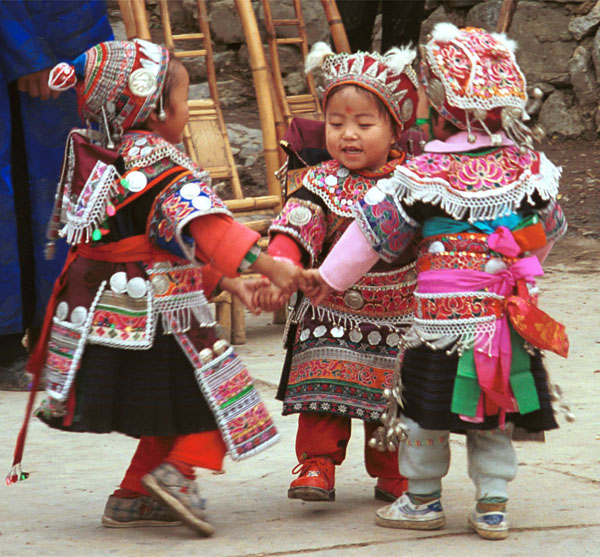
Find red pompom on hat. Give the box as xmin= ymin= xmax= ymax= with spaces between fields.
xmin=48 ymin=39 xmax=170 ymax=141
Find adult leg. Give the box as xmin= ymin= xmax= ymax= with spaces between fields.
xmin=336 ymin=0 xmax=379 ymax=52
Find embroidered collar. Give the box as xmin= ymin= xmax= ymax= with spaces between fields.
xmin=393 ymin=145 xmax=561 ymax=222
xmin=304 ymin=158 xmax=403 ymax=217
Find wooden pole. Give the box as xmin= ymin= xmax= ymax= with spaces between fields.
xmin=496 ymin=0 xmax=518 ymax=34
xmin=130 ymin=0 xmax=151 ymax=40
xmin=117 ymin=0 xmax=138 ymax=39
xmin=235 ymin=0 xmax=283 ymax=204
xmin=321 ymin=0 xmax=350 ymax=53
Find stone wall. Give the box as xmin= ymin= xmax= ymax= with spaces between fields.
xmin=109 ymin=0 xmax=600 ymax=139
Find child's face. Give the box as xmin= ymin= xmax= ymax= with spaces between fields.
xmin=325 ymin=86 xmax=395 ymax=171
xmin=155 ymin=62 xmax=190 ymax=144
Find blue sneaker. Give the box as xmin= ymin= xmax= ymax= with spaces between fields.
xmin=468 ymin=505 xmax=508 ymax=540
xmin=375 ymin=493 xmax=445 ymax=530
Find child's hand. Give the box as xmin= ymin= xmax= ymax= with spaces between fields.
xmin=299 ymin=269 xmax=333 ymax=305
xmin=219 ymin=276 xmax=270 ymax=315
xmin=254 ymin=284 xmax=288 ymax=313
xmin=250 ymin=253 xmax=300 ymax=296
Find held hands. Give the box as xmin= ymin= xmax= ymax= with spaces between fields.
xmin=219 ymin=276 xmax=271 ymax=315
xmin=17 ymin=69 xmax=60 ymax=100
xmin=253 ymin=283 xmax=288 ymax=313
xmin=299 ymin=269 xmax=333 ymax=305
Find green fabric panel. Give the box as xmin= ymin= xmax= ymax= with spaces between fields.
xmin=451 ymin=348 xmax=480 ymax=416
xmin=509 ymin=328 xmax=540 ymax=414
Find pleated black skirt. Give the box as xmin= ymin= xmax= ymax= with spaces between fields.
xmin=37 ymin=332 xmax=217 ymax=437
xmin=401 ymin=344 xmax=558 ymax=433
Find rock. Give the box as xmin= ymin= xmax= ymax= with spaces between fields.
xmin=208 ymin=0 xmax=246 ymax=44
xmin=568 ymin=0 xmax=600 ymax=40
xmin=594 ymin=105 xmax=600 ymax=132
xmin=227 ymin=123 xmax=263 ymax=166
xmin=569 ymin=45 xmax=599 ymax=109
xmin=539 ymin=89 xmax=587 ymax=137
xmin=591 ymin=27 xmax=600 ymax=78
xmin=465 ymin=0 xmax=503 ymax=31
xmin=283 ymin=71 xmax=307 ymax=96
xmin=275 ymin=45 xmax=303 ymax=76
xmin=256 ymin=0 xmax=329 ymax=45
xmin=420 ymin=5 xmax=466 ymax=42
xmin=511 ymin=1 xmax=576 ymax=86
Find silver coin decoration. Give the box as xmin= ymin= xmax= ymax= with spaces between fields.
xmin=70 ymin=306 xmax=88 ymax=327
xmin=325 ymin=174 xmax=338 ymax=187
xmin=337 ymin=166 xmax=349 ymax=178
xmin=128 ymin=68 xmax=157 ymax=97
xmin=127 ymin=146 xmax=140 ymax=157
xmin=126 ymin=277 xmax=147 ymax=298
xmin=364 ymin=187 xmax=385 ymax=205
xmin=299 ymin=328 xmax=310 ymax=342
xmin=484 ymin=258 xmax=507 ymax=274
xmin=151 ymin=274 xmax=170 ymax=295
xmin=125 ymin=171 xmax=148 ymax=193
xmin=400 ymin=98 xmax=414 ymax=123
xmin=313 ymin=325 xmax=327 ymax=338
xmin=386 ymin=333 xmax=400 ymax=347
xmin=343 ymin=290 xmax=364 ymax=310
xmin=109 ymin=271 xmax=128 ymax=294
xmin=192 ymin=195 xmax=212 ymax=211
xmin=367 ymin=331 xmax=382 ymax=345
xmin=135 ymin=138 xmax=148 ymax=146
xmin=140 ymin=146 xmax=153 ymax=157
xmin=153 ymin=261 xmax=171 ymax=271
xmin=331 ymin=326 xmax=345 ymax=338
xmin=348 ymin=329 xmax=363 ymax=342
xmin=289 ymin=206 xmax=312 ymax=227
xmin=180 ymin=183 xmax=201 ymax=200
xmin=55 ymin=301 xmax=69 ymax=320
xmin=427 ymin=240 xmax=445 ymax=254
xmin=349 ymin=328 xmax=363 ymax=343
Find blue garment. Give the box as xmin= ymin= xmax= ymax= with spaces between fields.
xmin=0 ymin=1 xmax=113 ymax=334
xmin=422 ymin=213 xmax=523 ymax=238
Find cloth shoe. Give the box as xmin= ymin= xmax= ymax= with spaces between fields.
xmin=374 ymin=477 xmax=408 ymax=502
xmin=468 ymin=502 xmax=508 ymax=540
xmin=375 ymin=493 xmax=445 ymax=530
xmin=141 ymin=462 xmax=215 ymax=536
xmin=101 ymin=494 xmax=182 ymax=528
xmin=288 ymin=457 xmax=335 ymax=501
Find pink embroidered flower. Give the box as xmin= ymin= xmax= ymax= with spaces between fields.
xmin=504 ymin=145 xmax=535 ymax=168
xmin=450 ymin=155 xmax=505 ymax=191
xmin=410 ymin=153 xmax=452 ymax=176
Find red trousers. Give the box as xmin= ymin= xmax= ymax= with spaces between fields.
xmin=295 ymin=413 xmax=402 ymax=479
xmin=120 ymin=431 xmax=227 ymax=495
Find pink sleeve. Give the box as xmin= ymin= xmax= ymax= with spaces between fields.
xmin=319 ymin=221 xmax=380 ymax=291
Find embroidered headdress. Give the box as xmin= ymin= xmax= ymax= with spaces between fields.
xmin=305 ymin=42 xmax=419 ymax=130
xmin=420 ymin=23 xmax=536 ymax=149
xmin=48 ymin=39 xmax=170 ymax=146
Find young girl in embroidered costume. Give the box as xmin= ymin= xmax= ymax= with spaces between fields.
xmin=301 ymin=24 xmax=568 ymax=539
xmin=254 ymin=42 xmax=419 ymax=503
xmin=6 ymin=39 xmax=299 ymax=537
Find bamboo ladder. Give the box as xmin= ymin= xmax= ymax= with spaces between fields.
xmin=118 ymin=0 xmax=283 ymax=343
xmin=261 ymin=0 xmax=350 ymax=145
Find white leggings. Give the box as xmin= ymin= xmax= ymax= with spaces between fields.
xmin=398 ymin=415 xmax=517 ymax=500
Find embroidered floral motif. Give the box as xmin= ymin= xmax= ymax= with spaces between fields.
xmin=392 ymin=146 xmax=560 ymax=222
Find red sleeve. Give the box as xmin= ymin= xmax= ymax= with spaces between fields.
xmin=189 ymin=214 xmax=260 ymax=277
xmin=268 ymin=233 xmax=303 ymax=267
xmin=200 ymin=264 xmax=223 ymax=299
